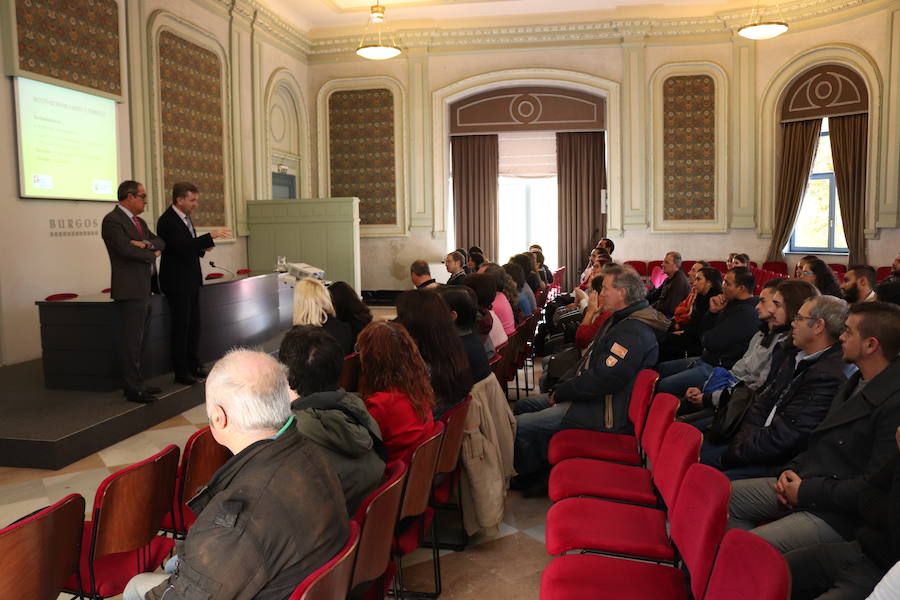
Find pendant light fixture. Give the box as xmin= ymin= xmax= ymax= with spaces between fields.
xmin=356 ymin=2 xmax=401 ymax=60
xmin=738 ymin=0 xmax=789 ymax=40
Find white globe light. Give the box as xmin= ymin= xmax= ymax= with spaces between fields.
xmin=738 ymin=22 xmax=789 ymax=40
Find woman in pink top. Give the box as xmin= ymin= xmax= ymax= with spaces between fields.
xmin=357 ymin=320 xmax=436 ymax=464
xmin=481 ymin=263 xmax=517 ymax=334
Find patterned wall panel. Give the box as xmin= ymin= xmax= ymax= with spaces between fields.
xmin=328 ymin=89 xmax=395 ymax=226
xmin=15 ymin=0 xmax=121 ymax=95
xmin=158 ymin=31 xmax=226 ymax=227
xmin=662 ymin=75 xmax=715 ymax=221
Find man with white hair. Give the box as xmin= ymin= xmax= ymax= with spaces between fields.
xmin=124 ymin=349 xmax=349 ymax=600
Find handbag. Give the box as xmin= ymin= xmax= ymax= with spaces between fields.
xmin=705 ymin=383 xmax=757 ymax=444
xmin=539 ymin=346 xmax=582 ymax=393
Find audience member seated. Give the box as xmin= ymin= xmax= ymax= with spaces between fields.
xmin=573 ymin=273 xmax=612 ymax=350
xmin=579 ymin=248 xmax=602 ymax=286
xmin=728 ymin=302 xmax=900 ymax=554
xmin=656 ymin=266 xmax=760 ymax=397
xmin=659 ymin=265 xmax=722 ymax=362
xmin=530 ymin=245 xmax=553 ymax=283
xmin=597 ymin=237 xmax=615 ymax=257
xmin=468 ymin=251 xmax=486 ymax=272
xmin=464 ymin=272 xmax=506 ymax=352
xmin=877 ymin=279 xmax=900 ymax=305
xmin=786 ymin=425 xmax=900 ymax=600
xmin=701 ymin=295 xmax=851 ymax=480
xmin=482 ymin=262 xmax=521 ymax=331
xmin=504 ymin=262 xmax=535 ymax=318
xmin=671 ymin=261 xmax=708 ymax=331
xmin=279 ymin=326 xmax=385 ymax=515
xmin=328 ymin=280 xmax=373 ymax=345
xmin=841 ymin=264 xmax=878 ymax=305
xmin=123 ymin=349 xmax=349 ymax=600
xmin=395 ymin=289 xmax=474 ymax=418
xmin=356 ymin=320 xmax=438 ymax=464
xmin=512 ymin=266 xmax=668 ymax=493
xmin=728 ymin=252 xmax=750 ymax=269
xmin=646 ymin=251 xmax=691 ymax=318
xmin=801 ymin=257 xmax=844 ymax=298
xmin=887 ymin=252 xmax=900 ymax=284
xmin=794 ymin=254 xmax=819 ymax=279
xmin=511 ymin=252 xmax=545 ymax=293
xmin=455 ymin=247 xmax=471 ymax=274
xmin=293 ymin=277 xmax=354 ymax=356
xmin=683 ymin=278 xmax=805 ymax=422
xmin=410 ymin=259 xmax=439 ymax=289
xmin=437 ymin=285 xmax=492 ymax=384
xmin=445 ymin=250 xmax=468 ymax=285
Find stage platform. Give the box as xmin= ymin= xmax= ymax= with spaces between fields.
xmin=0 ymin=332 xmax=287 ymax=470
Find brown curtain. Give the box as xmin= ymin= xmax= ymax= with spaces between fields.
xmin=766 ymin=119 xmax=823 ymax=262
xmin=557 ymin=132 xmax=606 ymax=290
xmin=451 ymin=135 xmax=499 ymax=260
xmin=830 ymin=113 xmax=868 ymax=265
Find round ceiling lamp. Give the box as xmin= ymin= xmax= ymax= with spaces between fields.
xmin=356 ymin=3 xmax=401 ymax=60
xmin=738 ymin=21 xmax=789 ymax=40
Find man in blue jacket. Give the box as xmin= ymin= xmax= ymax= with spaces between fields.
xmin=513 ymin=266 xmax=669 ymax=486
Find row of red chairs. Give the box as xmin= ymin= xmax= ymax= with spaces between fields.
xmin=538 ymin=370 xmax=790 ymax=599
xmin=489 ymin=310 xmax=542 ymax=399
xmin=42 ymin=270 xmax=255 ymax=302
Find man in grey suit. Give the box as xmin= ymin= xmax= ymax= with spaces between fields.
xmin=102 ymin=180 xmax=166 ymax=403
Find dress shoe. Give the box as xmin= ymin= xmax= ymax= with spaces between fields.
xmin=191 ymin=366 xmax=209 ymax=379
xmin=174 ymin=374 xmax=197 ymax=386
xmin=145 ymin=385 xmax=162 ymax=394
xmin=126 ymin=391 xmax=157 ymax=404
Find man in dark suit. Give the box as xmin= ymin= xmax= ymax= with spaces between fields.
xmin=157 ymin=182 xmax=231 ymax=385
xmin=102 ymin=180 xmax=166 ymax=403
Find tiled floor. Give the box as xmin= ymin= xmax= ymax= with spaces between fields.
xmin=1 ymin=371 xmax=549 ymax=600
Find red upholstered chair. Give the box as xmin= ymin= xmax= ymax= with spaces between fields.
xmin=45 ymin=293 xmax=78 ymax=302
xmin=648 ymin=260 xmax=664 ymax=273
xmin=749 ymin=261 xmax=758 ymax=269
xmin=340 ymin=352 xmax=362 ymax=392
xmin=709 ymin=260 xmax=727 ymax=274
xmin=101 ymin=288 xmax=112 ymax=294
xmin=681 ymin=260 xmax=696 ymax=273
xmin=547 ymin=371 xmax=661 ymax=466
xmin=624 ymin=260 xmax=648 ymax=276
xmin=763 ymin=261 xmax=788 ymax=275
xmin=704 ymin=529 xmax=791 ymax=600
xmin=162 ymin=427 xmax=232 ymax=537
xmin=289 ymin=521 xmax=360 ymax=600
xmin=0 ymin=494 xmax=85 ymax=600
xmin=828 ymin=263 xmax=847 ymax=278
xmin=540 ymin=464 xmax=731 ymax=600
xmin=391 ymin=424 xmax=445 ymax=598
xmin=236 ymin=268 xmax=252 ymax=275
xmin=63 ymin=445 xmax=180 ymax=599
xmin=549 ymin=421 xmax=701 ymax=506
xmin=877 ymin=266 xmax=893 ymax=283
xmin=205 ymin=272 xmax=224 ymax=280
xmin=349 ymin=461 xmax=408 ymax=600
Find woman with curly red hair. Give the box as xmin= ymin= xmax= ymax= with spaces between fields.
xmin=356 ymin=320 xmax=437 ymax=463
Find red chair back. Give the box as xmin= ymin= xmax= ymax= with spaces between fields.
xmin=340 ymin=353 xmax=361 ymax=392
xmin=681 ymin=260 xmax=696 ymax=273
xmin=650 ymin=422 xmax=702 ymax=509
xmin=648 ymin=260 xmax=664 ymax=273
xmin=628 ymin=369 xmax=659 ymax=441
xmin=624 ymin=260 xmax=648 ymax=276
xmin=101 ymin=288 xmax=112 ymax=294
xmin=90 ymin=444 xmax=180 ymax=559
xmin=763 ymin=261 xmax=788 ymax=275
xmin=639 ymin=393 xmax=679 ymax=465
xmin=205 ymin=272 xmax=224 ymax=280
xmin=350 ymin=462 xmax=407 ymax=591
xmin=398 ymin=424 xmax=445 ymax=521
xmin=0 ymin=494 xmax=85 ymax=600
xmin=709 ymin=261 xmax=727 ymax=274
xmin=236 ymin=268 xmax=252 ymax=275
xmin=174 ymin=427 xmax=232 ymax=532
xmin=876 ymin=266 xmax=892 ymax=283
xmin=668 ymin=464 xmax=731 ymax=600
xmin=289 ymin=521 xmax=360 ymax=600
xmin=704 ymin=529 xmax=790 ymax=600
xmin=436 ymin=397 xmax=471 ymax=475
xmin=45 ymin=293 xmax=78 ymax=302
xmin=828 ymin=263 xmax=847 ymax=278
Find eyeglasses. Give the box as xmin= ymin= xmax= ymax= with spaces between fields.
xmin=131 ymin=192 xmax=147 ymax=199
xmin=792 ymin=314 xmax=819 ymax=323
xmin=802 ymin=271 xmax=814 ymax=276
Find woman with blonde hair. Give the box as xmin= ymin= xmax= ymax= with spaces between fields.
xmin=291 ymin=278 xmax=353 ymax=355
xmin=357 ymin=320 xmax=437 ymax=463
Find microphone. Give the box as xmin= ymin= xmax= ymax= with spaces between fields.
xmin=208 ymin=261 xmax=235 ymax=280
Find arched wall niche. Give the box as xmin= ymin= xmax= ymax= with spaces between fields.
xmin=263 ymin=68 xmax=312 ymax=199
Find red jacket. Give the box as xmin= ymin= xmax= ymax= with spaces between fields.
xmin=365 ymin=390 xmax=436 ymax=464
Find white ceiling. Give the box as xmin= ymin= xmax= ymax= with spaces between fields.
xmin=260 ymin=0 xmax=775 ymax=36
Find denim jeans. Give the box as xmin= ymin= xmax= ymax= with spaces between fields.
xmin=513 ymin=394 xmax=570 ymax=477
xmin=655 ymin=357 xmax=714 ymax=397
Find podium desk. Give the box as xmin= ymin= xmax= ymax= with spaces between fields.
xmin=36 ymin=273 xmax=291 ymax=391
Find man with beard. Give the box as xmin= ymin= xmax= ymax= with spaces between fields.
xmin=841 ymin=265 xmax=878 ymax=305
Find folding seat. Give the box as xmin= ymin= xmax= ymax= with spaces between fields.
xmin=0 ymin=493 xmax=84 ymax=600
xmin=548 ymin=370 xmax=659 ymax=466
xmin=624 ymin=260 xmax=648 ymax=277
xmin=540 ymin=464 xmax=731 ymax=600
xmin=549 ymin=422 xmax=701 ymax=506
xmin=709 ymin=260 xmax=727 ymax=273
xmin=703 ymin=529 xmax=791 ymax=600
xmin=545 ymin=463 xmax=728 ymax=564
xmin=763 ymin=261 xmax=788 ymax=275
xmin=289 ymin=521 xmax=360 ymax=600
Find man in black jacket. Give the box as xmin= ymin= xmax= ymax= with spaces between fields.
xmin=729 ymin=302 xmax=900 ymax=554
xmin=157 ymin=182 xmax=230 ymax=385
xmin=123 ymin=349 xmax=349 ymax=600
xmin=646 ymin=251 xmax=691 ymax=317
xmin=656 ymin=266 xmax=760 ymax=396
xmin=701 ymin=295 xmax=852 ymax=479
